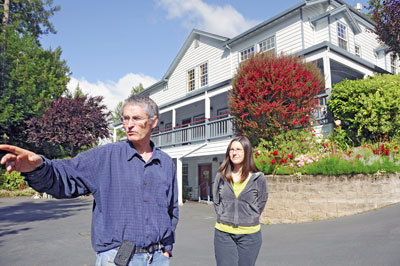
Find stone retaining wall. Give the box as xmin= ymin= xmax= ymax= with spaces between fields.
xmin=260 ymin=173 xmax=400 ymax=224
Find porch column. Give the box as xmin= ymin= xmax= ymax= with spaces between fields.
xmin=205 ymin=93 xmax=211 ymax=119
xmin=176 ymin=158 xmax=183 ymax=205
xmin=323 ymin=49 xmax=332 ymax=96
xmin=172 ymin=109 xmax=176 ymax=127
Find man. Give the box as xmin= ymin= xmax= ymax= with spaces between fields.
xmin=0 ymin=95 xmax=179 ymax=266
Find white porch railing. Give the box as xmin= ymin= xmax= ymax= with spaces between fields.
xmin=151 ymin=114 xmax=234 ymax=148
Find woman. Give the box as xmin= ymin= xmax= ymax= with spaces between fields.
xmin=212 ymin=136 xmax=268 ymax=266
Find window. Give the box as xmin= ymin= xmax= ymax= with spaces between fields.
xmin=337 ymin=22 xmax=347 ymax=51
xmin=183 ymin=164 xmax=189 ymax=186
xmin=200 ymin=63 xmax=208 ymax=87
xmin=391 ymin=54 xmax=397 ymax=74
xmin=240 ymin=46 xmax=254 ymax=61
xmin=259 ymin=36 xmax=276 ymax=54
xmin=355 ymin=44 xmax=361 ymax=57
xmin=187 ymin=69 xmax=195 ymax=92
xmin=187 ymin=62 xmax=208 ymax=92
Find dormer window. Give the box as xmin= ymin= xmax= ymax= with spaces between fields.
xmin=187 ymin=68 xmax=195 ymax=92
xmin=337 ymin=22 xmax=348 ymax=51
xmin=200 ymin=62 xmax=208 ymax=87
xmin=240 ymin=46 xmax=254 ymax=61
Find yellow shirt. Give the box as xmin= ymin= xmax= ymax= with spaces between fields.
xmin=215 ymin=175 xmax=261 ymax=234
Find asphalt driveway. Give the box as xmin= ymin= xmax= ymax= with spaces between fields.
xmin=0 ymin=197 xmax=399 ymax=266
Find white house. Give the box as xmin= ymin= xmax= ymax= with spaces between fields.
xmin=126 ymin=0 xmax=397 ymax=205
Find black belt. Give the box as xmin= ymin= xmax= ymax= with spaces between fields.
xmin=134 ymin=243 xmax=163 ymax=254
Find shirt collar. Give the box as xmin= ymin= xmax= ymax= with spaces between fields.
xmin=126 ymin=140 xmax=161 ymax=164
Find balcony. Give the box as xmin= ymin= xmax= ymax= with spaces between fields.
xmin=151 ymin=114 xmax=234 ymax=148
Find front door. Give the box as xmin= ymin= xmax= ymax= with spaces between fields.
xmin=198 ymin=164 xmax=212 ymax=200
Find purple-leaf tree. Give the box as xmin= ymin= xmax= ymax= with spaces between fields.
xmin=26 ymin=95 xmax=111 ymax=158
xmin=368 ymin=0 xmax=400 ymax=56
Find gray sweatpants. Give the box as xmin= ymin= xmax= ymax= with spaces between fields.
xmin=214 ymin=228 xmax=262 ymax=266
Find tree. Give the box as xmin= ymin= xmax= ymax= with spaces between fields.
xmin=0 ymin=30 xmax=70 ymax=146
xmin=367 ymin=0 xmax=400 ymax=56
xmin=230 ymin=53 xmax=324 ymax=145
xmin=110 ymin=101 xmax=126 ymax=141
xmin=0 ymin=0 xmax=60 ymax=41
xmin=131 ymin=83 xmax=144 ymax=96
xmin=26 ymin=95 xmax=111 ymax=158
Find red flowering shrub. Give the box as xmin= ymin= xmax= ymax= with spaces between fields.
xmin=230 ymin=53 xmax=324 ymax=145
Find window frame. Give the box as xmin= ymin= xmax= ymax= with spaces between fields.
xmin=337 ymin=22 xmax=348 ymax=51
xmin=240 ymin=46 xmax=255 ymax=61
xmin=258 ymin=35 xmax=276 ymax=54
xmin=199 ymin=62 xmax=208 ymax=88
xmin=354 ymin=44 xmax=361 ymax=57
xmin=187 ymin=68 xmax=195 ymax=92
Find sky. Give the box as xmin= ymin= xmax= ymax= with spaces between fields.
xmin=40 ymin=0 xmax=370 ymax=112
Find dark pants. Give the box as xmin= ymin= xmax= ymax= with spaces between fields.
xmin=214 ymin=228 xmax=262 ymax=266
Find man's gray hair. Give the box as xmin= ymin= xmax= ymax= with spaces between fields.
xmin=122 ymin=95 xmax=159 ymax=121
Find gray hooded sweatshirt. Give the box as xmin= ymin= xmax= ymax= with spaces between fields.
xmin=212 ymin=171 xmax=268 ymax=227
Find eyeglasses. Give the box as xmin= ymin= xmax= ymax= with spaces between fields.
xmin=121 ymin=115 xmax=149 ymax=125
xmin=229 ymin=148 xmax=244 ymax=154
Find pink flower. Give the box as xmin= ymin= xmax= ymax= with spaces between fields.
xmin=334 ymin=120 xmax=341 ymax=127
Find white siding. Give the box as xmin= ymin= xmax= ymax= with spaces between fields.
xmin=314 ymin=17 xmax=330 ymax=44
xmin=230 ymin=11 xmax=303 ymax=72
xmin=151 ymin=36 xmax=229 ymax=107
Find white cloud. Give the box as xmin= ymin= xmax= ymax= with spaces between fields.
xmin=156 ymin=0 xmax=260 ymax=37
xmin=67 ymin=73 xmax=157 ymax=112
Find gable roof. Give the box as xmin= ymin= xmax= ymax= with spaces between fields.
xmin=310 ymin=4 xmax=362 ymax=34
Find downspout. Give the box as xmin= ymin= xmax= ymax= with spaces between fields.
xmin=300 ymin=7 xmax=305 ymax=50
xmin=225 ymin=44 xmax=232 ymax=79
xmin=328 ymin=16 xmax=331 ymax=43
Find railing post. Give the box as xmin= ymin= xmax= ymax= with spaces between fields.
xmin=205 ymin=119 xmax=210 ymax=140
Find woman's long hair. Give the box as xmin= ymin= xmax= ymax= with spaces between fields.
xmin=218 ymin=136 xmax=259 ymax=182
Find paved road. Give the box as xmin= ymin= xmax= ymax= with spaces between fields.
xmin=0 ymin=197 xmax=399 ymax=266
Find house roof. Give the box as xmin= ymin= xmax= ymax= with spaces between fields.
xmin=225 ymin=0 xmax=375 ymax=46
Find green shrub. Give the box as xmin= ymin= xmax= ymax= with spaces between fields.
xmin=328 ymin=74 xmax=400 ymax=144
xmin=0 ymin=170 xmax=26 ymax=191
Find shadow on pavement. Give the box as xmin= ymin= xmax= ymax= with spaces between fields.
xmin=0 ymin=198 xmax=92 ymax=241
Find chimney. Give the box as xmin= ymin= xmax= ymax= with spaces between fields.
xmin=354 ymin=3 xmax=362 ymax=12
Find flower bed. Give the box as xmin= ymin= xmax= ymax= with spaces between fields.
xmin=254 ymin=128 xmax=400 ymax=176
